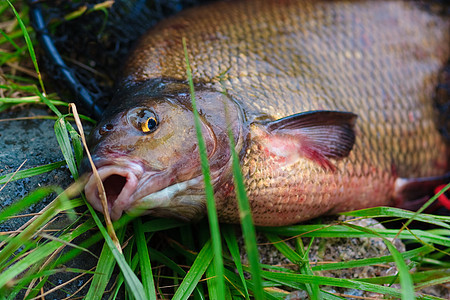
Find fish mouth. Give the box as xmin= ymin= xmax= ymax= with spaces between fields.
xmin=83 ymin=158 xmax=207 ymax=221
xmin=83 ymin=161 xmax=145 ymax=220
xmin=128 ymin=175 xmax=206 ymax=220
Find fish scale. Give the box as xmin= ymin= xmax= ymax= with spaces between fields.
xmin=84 ymin=0 xmax=450 ymax=225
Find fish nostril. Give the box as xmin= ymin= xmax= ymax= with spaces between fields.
xmin=99 ymin=124 xmax=114 ymax=135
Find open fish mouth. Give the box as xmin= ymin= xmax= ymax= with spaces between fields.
xmin=83 ymin=161 xmax=144 ymax=220
xmin=83 ymin=159 xmax=207 ymax=221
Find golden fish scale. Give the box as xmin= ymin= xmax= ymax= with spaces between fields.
xmin=123 ymin=0 xmax=450 ymax=225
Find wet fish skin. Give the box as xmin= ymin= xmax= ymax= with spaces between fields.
xmin=84 ymin=0 xmax=450 ymax=226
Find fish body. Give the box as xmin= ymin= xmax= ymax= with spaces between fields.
xmin=83 ymin=0 xmax=450 ymax=226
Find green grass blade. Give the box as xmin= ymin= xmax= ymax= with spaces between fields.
xmin=6 ymin=0 xmax=45 ymax=94
xmin=37 ymin=90 xmax=63 ymax=117
xmin=85 ymin=227 xmax=125 ymax=299
xmin=183 ymin=37 xmax=225 ymax=299
xmin=343 ymin=223 xmax=415 ymax=300
xmin=260 ymin=270 xmax=406 ymax=298
xmin=0 ymin=186 xmax=65 ymax=266
xmin=296 ymin=237 xmax=322 ymax=299
xmin=399 ymin=183 xmax=450 ymax=233
xmin=222 ymin=225 xmax=250 ymax=300
xmin=0 ymin=97 xmax=68 ymax=107
xmin=264 ymin=233 xmax=305 ymax=265
xmin=66 ymin=121 xmax=84 ymax=168
xmin=263 ymin=233 xmax=319 ymax=298
xmin=225 ymin=107 xmax=264 ymax=299
xmin=141 ymin=218 xmax=187 ymax=233
xmin=134 ymin=218 xmax=156 ymax=299
xmin=112 ymin=235 xmax=137 ymax=299
xmin=86 ymin=204 xmax=148 ymax=300
xmin=222 ymin=269 xmax=280 ymax=300
xmin=415 ymin=275 xmax=450 ymax=291
xmin=54 ymin=117 xmax=78 ymax=179
xmin=172 ymin=240 xmax=213 ymax=300
xmin=341 ymin=207 xmax=450 ymax=229
xmin=259 ymin=225 xmax=450 ymax=247
xmin=312 ymin=244 xmax=433 ymax=271
xmin=0 ymin=187 xmax=53 ymax=224
xmin=0 ymin=161 xmax=66 ymax=185
xmin=0 ymin=28 xmax=20 ymax=50
xmin=0 ymin=241 xmax=67 ymax=290
xmin=148 ymin=248 xmax=205 ymax=299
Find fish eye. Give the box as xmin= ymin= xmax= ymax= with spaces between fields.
xmin=128 ymin=108 xmax=159 ymax=133
xmin=142 ymin=116 xmax=158 ymax=133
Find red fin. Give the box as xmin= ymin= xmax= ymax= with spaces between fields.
xmin=435 ymin=185 xmax=450 ymax=210
xmin=395 ymin=172 xmax=450 ymax=210
xmin=263 ymin=111 xmax=357 ymax=170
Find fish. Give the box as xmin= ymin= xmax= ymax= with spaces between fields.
xmin=82 ymin=0 xmax=450 ymax=226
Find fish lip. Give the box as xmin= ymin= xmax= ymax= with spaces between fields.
xmin=83 ymin=159 xmax=146 ymax=220
xmin=129 ymin=175 xmax=205 ymax=216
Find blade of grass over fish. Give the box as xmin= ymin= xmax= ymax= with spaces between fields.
xmin=343 ymin=223 xmax=415 ymax=300
xmin=0 ymin=161 xmax=65 ymax=185
xmin=224 ymin=100 xmax=264 ymax=299
xmin=86 ymin=204 xmax=147 ymax=300
xmin=85 ymin=227 xmax=126 ymax=299
xmin=173 ymin=240 xmax=213 ymax=300
xmin=222 ymin=225 xmax=250 ymax=300
xmin=70 ymin=103 xmax=120 ymax=251
xmin=6 ymin=0 xmax=45 ymax=95
xmin=134 ymin=218 xmax=157 ymax=299
xmin=182 ymin=37 xmax=225 ymax=299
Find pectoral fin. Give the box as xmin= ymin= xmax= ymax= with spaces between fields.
xmin=261 ymin=110 xmax=357 ymax=170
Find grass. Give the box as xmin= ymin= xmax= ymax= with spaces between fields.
xmin=1 ymin=1 xmax=450 ymax=299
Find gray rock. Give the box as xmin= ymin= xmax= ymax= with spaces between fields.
xmin=0 ymin=106 xmax=100 ymax=298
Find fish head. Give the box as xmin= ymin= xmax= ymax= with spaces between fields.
xmin=82 ymin=81 xmax=243 ymax=221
